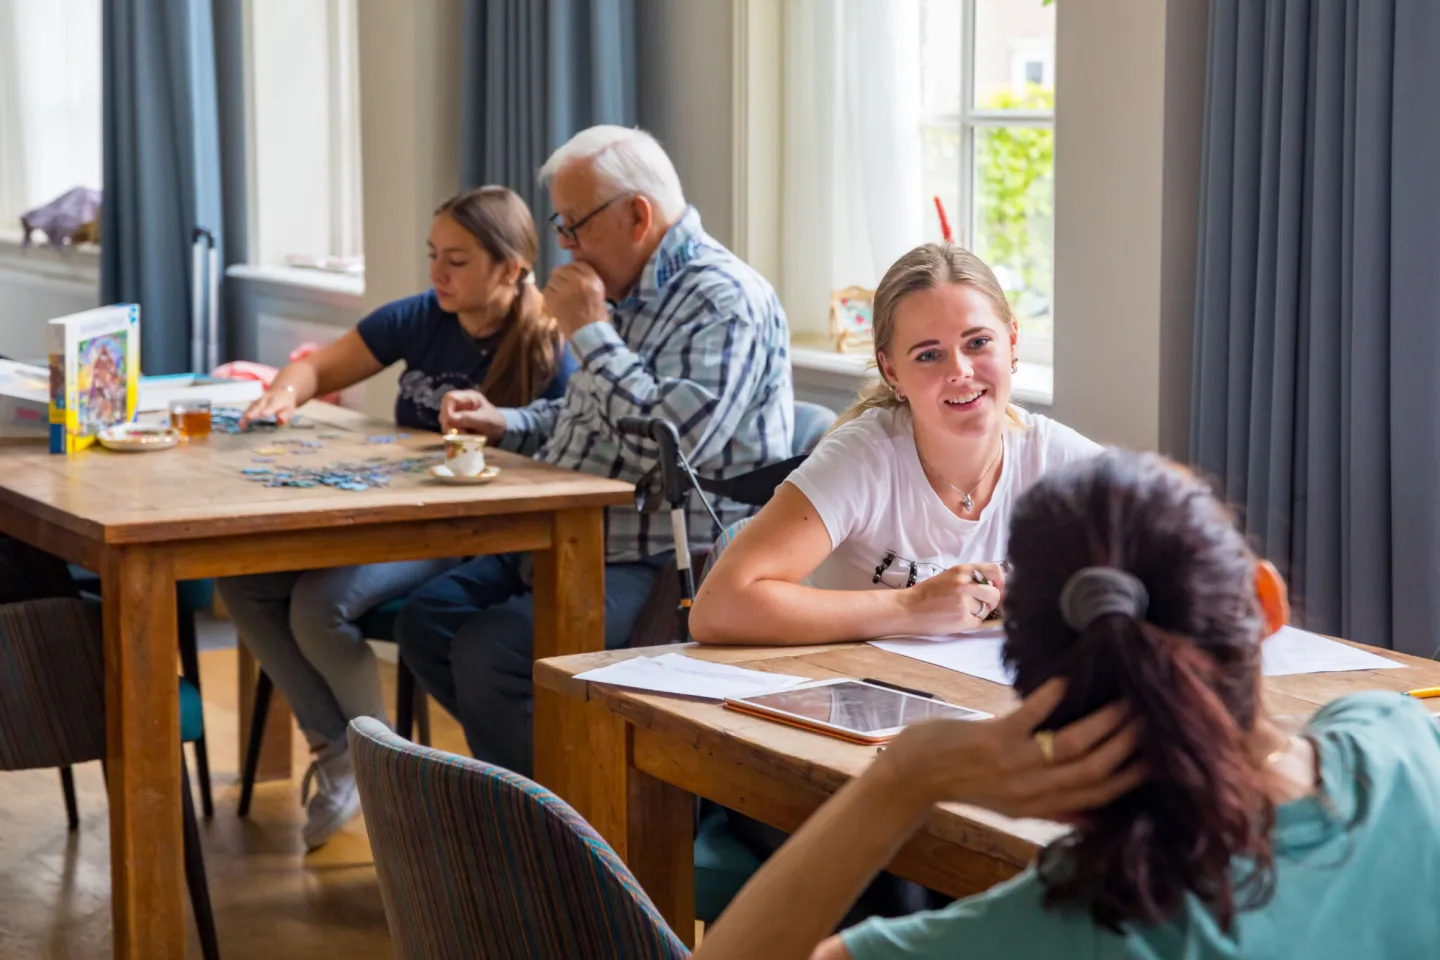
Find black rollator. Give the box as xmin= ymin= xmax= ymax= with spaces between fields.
xmin=616 ymin=416 xmax=810 ymax=642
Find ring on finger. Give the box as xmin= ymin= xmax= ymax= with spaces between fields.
xmin=1034 ymin=730 xmax=1056 ymax=764
xmin=974 ymin=600 xmax=989 ymax=620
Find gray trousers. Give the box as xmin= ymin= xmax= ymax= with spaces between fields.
xmin=218 ymin=559 xmax=459 ymax=749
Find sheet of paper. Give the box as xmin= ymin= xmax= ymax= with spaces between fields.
xmin=871 ymin=625 xmax=1401 ymax=686
xmin=870 ymin=635 xmax=1014 ymax=686
xmin=1260 ymin=626 xmax=1402 ymax=676
xmin=574 ymin=652 xmax=811 ymax=700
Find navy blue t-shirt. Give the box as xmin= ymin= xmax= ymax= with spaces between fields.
xmin=354 ymin=291 xmax=576 ymax=431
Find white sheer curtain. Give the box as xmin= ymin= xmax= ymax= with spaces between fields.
xmin=780 ymin=0 xmax=923 ymax=334
xmin=0 ymin=0 xmax=102 ymax=234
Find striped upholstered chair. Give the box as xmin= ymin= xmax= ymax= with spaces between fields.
xmin=0 ymin=597 xmax=221 ymax=960
xmin=348 ymin=717 xmax=690 ymax=960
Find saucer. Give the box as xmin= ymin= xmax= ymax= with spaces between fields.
xmin=98 ymin=423 xmax=181 ymax=452
xmin=427 ymin=463 xmax=500 ymax=485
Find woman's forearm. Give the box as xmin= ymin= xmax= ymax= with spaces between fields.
xmin=267 ymin=360 xmax=320 ymax=406
xmin=691 ymin=761 xmax=931 ymax=960
xmin=692 ymin=579 xmax=911 ymax=646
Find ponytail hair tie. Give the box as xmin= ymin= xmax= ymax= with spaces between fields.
xmin=1059 ymin=566 xmax=1149 ymax=631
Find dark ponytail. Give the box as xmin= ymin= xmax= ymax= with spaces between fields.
xmin=1002 ymin=451 xmax=1275 ymax=932
xmin=435 ymin=187 xmax=561 ymax=408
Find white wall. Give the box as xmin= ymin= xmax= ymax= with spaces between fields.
xmin=636 ymin=0 xmax=736 ymax=249
xmin=1051 ymin=0 xmax=1208 ymax=457
xmin=349 ymin=0 xmax=463 ymax=420
xmin=0 ymin=244 xmax=98 ymax=360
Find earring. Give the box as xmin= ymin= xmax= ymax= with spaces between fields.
xmin=888 ymin=382 xmax=906 ymax=403
xmin=1011 ymin=357 xmax=1019 ymax=374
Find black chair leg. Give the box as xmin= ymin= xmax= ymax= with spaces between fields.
xmin=395 ymin=658 xmax=415 ymax=741
xmin=59 ymin=767 xmax=80 ymax=831
xmin=177 ymin=606 xmax=214 ymax=818
xmin=414 ymin=691 xmax=431 ymax=748
xmin=181 ymin=755 xmax=221 ymax=960
xmin=237 ymin=671 xmax=273 ymax=817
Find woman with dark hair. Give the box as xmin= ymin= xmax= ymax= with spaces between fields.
xmin=693 ymin=449 xmax=1440 ymax=959
xmin=219 ymin=186 xmax=576 ymax=849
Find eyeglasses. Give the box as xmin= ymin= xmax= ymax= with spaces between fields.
xmin=548 ymin=194 xmax=627 ymax=242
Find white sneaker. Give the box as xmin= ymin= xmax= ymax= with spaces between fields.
xmin=300 ymin=744 xmax=362 ymax=851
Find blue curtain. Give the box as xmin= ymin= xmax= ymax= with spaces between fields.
xmin=102 ymin=0 xmax=224 ymax=375
xmin=1190 ymin=1 xmax=1440 ymax=654
xmin=458 ymin=0 xmax=637 ymax=279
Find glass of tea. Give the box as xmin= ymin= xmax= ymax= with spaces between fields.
xmin=170 ymin=399 xmax=213 ymax=439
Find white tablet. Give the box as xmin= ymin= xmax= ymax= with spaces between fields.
xmin=725 ymin=678 xmax=991 ymax=744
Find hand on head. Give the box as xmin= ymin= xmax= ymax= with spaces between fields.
xmin=881 ymin=677 xmax=1145 ymax=821
xmin=440 ymin=389 xmax=504 ymax=440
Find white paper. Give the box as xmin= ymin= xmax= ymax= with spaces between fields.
xmin=1260 ymin=626 xmax=1402 ymax=676
xmin=574 ymin=652 xmax=811 ymax=700
xmin=870 ymin=625 xmax=1401 ymax=687
xmin=870 ymin=635 xmax=1014 ymax=686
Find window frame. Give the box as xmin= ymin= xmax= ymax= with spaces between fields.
xmin=919 ymin=0 xmax=1054 ymax=366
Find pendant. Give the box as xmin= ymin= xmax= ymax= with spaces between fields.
xmin=960 ymin=493 xmax=974 ymax=513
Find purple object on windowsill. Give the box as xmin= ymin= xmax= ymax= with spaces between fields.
xmin=20 ymin=187 xmax=103 ymax=248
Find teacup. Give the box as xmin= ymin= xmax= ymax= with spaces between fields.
xmin=443 ymin=432 xmax=488 ymax=477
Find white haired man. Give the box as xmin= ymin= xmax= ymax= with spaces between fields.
xmin=397 ymin=125 xmax=794 ymax=775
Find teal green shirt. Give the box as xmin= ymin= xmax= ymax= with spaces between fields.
xmin=843 ymin=692 xmax=1440 ymax=960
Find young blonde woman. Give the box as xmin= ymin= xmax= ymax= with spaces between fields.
xmin=218 ymin=186 xmax=575 ymax=849
xmin=691 ymin=243 xmax=1100 ymax=647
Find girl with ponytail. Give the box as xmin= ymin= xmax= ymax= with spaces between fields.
xmin=693 ymin=449 xmax=1440 ymax=960
xmin=220 ymin=186 xmax=576 ymax=850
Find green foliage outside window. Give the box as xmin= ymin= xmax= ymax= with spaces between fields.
xmin=975 ymin=85 xmax=1054 ymax=330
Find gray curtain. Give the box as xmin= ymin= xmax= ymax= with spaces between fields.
xmin=1191 ymin=1 xmax=1440 ymax=655
xmin=102 ymin=0 xmax=224 ymax=375
xmin=458 ymin=0 xmax=637 ymax=279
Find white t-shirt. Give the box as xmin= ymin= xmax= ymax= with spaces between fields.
xmin=785 ymin=406 xmax=1102 ymax=591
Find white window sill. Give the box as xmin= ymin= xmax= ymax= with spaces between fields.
xmin=227 ymin=263 xmax=365 ymax=298
xmin=0 ymin=230 xmax=100 ymax=286
xmin=790 ymin=335 xmax=1054 ymax=408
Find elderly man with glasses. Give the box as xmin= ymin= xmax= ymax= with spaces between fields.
xmin=397 ymin=125 xmax=794 ymax=776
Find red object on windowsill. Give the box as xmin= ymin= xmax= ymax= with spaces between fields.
xmin=934 ymin=196 xmax=954 ymax=243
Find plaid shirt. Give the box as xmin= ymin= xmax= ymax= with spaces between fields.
xmin=499 ymin=207 xmax=794 ymax=562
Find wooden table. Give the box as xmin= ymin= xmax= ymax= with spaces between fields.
xmin=0 ymin=404 xmax=632 ymax=960
xmin=536 ymin=638 xmax=1440 ymax=946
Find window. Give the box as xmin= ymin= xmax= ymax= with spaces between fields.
xmin=0 ymin=0 xmax=103 ymax=241
xmin=245 ymin=0 xmax=363 ymax=273
xmin=921 ymin=0 xmax=1055 ymax=360
xmin=772 ymin=0 xmax=1054 ymax=369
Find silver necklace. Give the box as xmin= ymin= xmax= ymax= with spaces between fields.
xmin=917 ymin=439 xmax=1004 ymax=514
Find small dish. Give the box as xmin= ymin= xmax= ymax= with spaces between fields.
xmin=98 ymin=422 xmax=181 ymax=452
xmin=426 ymin=463 xmax=500 ymax=485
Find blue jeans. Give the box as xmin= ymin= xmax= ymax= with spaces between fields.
xmin=396 ymin=552 xmax=666 ymax=777
xmin=218 ymin=559 xmax=460 ymax=748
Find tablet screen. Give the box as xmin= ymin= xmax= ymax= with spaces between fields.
xmin=738 ymin=681 xmax=988 ymax=735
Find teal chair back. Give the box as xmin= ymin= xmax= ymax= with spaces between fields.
xmin=348 ymin=717 xmax=689 ymax=960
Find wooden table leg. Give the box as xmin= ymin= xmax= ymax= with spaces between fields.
xmin=533 ymin=508 xmax=627 ymax=839
xmin=237 ymin=641 xmax=295 ymax=782
xmin=103 ymin=546 xmax=184 ymax=960
xmin=627 ymin=756 xmax=697 ymax=947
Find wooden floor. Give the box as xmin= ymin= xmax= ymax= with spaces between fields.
xmin=0 ymin=646 xmax=470 ymax=960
